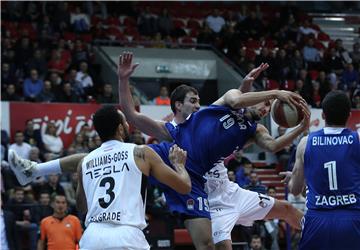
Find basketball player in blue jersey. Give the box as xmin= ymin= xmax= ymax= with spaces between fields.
xmin=117 ymin=52 xmax=310 ymax=249
xmin=284 ymin=91 xmax=360 ymax=250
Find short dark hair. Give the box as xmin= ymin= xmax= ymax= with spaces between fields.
xmin=322 ymin=91 xmax=351 ymax=126
xmin=170 ymin=84 xmax=198 ymax=114
xmin=93 ymin=105 xmax=122 ymax=142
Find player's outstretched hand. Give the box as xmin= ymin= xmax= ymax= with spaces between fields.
xmin=118 ymin=51 xmax=139 ymax=81
xmin=298 ymin=101 xmax=311 ymax=131
xmin=276 ymin=90 xmax=306 ymax=110
xmin=279 ymin=171 xmax=292 ymax=184
xmin=244 ymin=63 xmax=269 ymax=84
xmin=169 ymin=144 xmax=187 ymax=170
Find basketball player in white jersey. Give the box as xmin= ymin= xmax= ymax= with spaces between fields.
xmin=75 ymin=105 xmax=191 ymax=250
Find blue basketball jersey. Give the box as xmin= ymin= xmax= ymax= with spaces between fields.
xmin=304 ymin=128 xmax=360 ymax=210
xmin=300 ymin=128 xmax=360 ymax=250
xmin=148 ymin=105 xmax=257 ymax=218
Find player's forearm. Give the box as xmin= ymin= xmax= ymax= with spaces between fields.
xmin=118 ymin=77 xmax=138 ymax=120
xmin=270 ymin=126 xmax=304 ymax=153
xmin=173 ymin=164 xmax=192 ymax=194
xmin=227 ymin=90 xmax=279 ymax=109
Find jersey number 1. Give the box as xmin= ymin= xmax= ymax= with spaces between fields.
xmin=324 ymin=161 xmax=338 ymax=190
xmin=98 ymin=177 xmax=115 ymax=208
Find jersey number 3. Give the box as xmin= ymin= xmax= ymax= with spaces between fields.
xmin=98 ymin=177 xmax=115 ymax=208
xmin=324 ymin=161 xmax=338 ymax=190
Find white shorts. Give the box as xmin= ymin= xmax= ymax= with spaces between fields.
xmin=210 ymin=187 xmax=275 ymax=244
xmin=80 ymin=223 xmax=150 ymax=250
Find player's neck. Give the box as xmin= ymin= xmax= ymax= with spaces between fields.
xmin=174 ymin=115 xmax=185 ymax=125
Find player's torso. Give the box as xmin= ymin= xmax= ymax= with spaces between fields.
xmin=304 ymin=128 xmax=360 ymax=211
xmin=82 ymin=140 xmax=147 ymax=229
xmin=166 ymin=105 xmax=257 ymax=176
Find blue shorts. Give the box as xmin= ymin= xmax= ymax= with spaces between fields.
xmin=148 ymin=142 xmax=210 ymax=219
xmin=300 ymin=210 xmax=360 ymax=250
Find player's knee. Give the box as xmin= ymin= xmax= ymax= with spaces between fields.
xmin=198 ymin=237 xmax=214 ymax=249
xmin=215 ymin=240 xmax=230 ymax=250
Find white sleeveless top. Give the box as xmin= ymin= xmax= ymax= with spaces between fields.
xmin=82 ymin=140 xmax=147 ymax=229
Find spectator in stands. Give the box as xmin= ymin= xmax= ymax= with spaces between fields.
xmin=352 ymin=90 xmax=360 ymax=109
xmin=66 ymin=68 xmax=85 ymax=99
xmin=63 ymin=172 xmax=79 ymax=213
xmin=1 ymin=197 xmax=19 ymax=250
xmin=350 ymin=42 xmax=360 ymax=69
xmin=33 ymin=191 xmax=53 ymax=224
xmin=56 ymin=82 xmax=79 ymax=103
xmin=297 ymin=19 xmax=318 ymax=42
xmin=197 ymin=22 xmax=215 ymax=45
xmin=48 ymin=72 xmax=63 ymax=94
xmin=157 ymin=8 xmax=173 ymax=37
xmin=23 ymin=69 xmax=44 ymax=102
xmin=27 ymin=49 xmax=48 ymax=79
xmin=325 ymin=48 xmax=344 ymax=75
xmin=28 ymin=147 xmax=41 ymax=164
xmin=2 ymin=84 xmax=22 ymax=101
xmin=316 ymin=71 xmax=331 ymax=100
xmin=275 ymin=126 xmax=293 ymax=171
xmin=335 ymin=38 xmax=352 ymax=64
xmin=47 ymin=51 xmax=68 ymax=75
xmin=70 ymin=134 xmax=89 ymax=154
xmin=88 ymin=135 xmax=102 ymax=151
xmin=303 ymin=38 xmax=321 ymax=70
xmin=38 ymin=15 xmax=55 ymax=37
xmin=14 ymin=37 xmax=33 ymax=72
xmin=24 ymin=119 xmax=44 ymax=151
xmin=249 ymin=234 xmax=264 ymax=250
xmin=239 ymin=11 xmax=264 ymax=39
xmin=206 ymin=9 xmax=225 ymax=34
xmin=6 ymin=187 xmax=38 ymax=250
xmin=138 ymin=6 xmax=158 ymax=36
xmin=42 ymin=174 xmax=65 ymax=197
xmin=38 ymin=194 xmax=82 ymax=250
xmin=9 ymin=131 xmax=31 ymax=160
xmin=71 ymin=40 xmax=90 ymax=66
xmin=289 ymin=50 xmax=305 ymax=79
xmin=97 ymin=83 xmax=116 ymax=103
xmin=153 ymin=85 xmax=170 ymax=105
xmin=53 ymin=38 xmax=72 ymax=66
xmin=70 ymin=6 xmax=90 ymax=32
xmin=272 ymin=49 xmax=290 ymax=82
xmin=36 ymin=80 xmax=56 ymax=103
xmin=245 ymin=171 xmax=267 ymax=194
xmin=76 ymin=61 xmax=93 ymax=96
xmin=341 ymin=63 xmax=359 ymax=91
xmin=42 ymin=122 xmax=63 ymax=156
xmin=52 ymin=2 xmax=71 ymax=32
xmin=1 ymin=62 xmax=18 ymax=88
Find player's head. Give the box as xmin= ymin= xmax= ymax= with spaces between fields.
xmin=248 ymin=100 xmax=272 ymax=121
xmin=322 ymin=91 xmax=351 ymax=126
xmin=170 ymin=84 xmax=200 ymax=118
xmin=93 ymin=105 xmax=129 ymax=142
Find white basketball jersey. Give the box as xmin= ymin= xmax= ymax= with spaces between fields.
xmin=81 ymin=140 xmax=147 ymax=229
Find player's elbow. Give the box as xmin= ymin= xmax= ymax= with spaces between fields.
xmin=288 ymin=182 xmax=303 ymax=196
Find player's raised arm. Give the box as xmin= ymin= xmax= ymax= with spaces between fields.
xmin=213 ymin=89 xmax=306 ymax=110
xmin=239 ymin=63 xmax=269 ymax=93
xmin=118 ymin=52 xmax=172 ymax=141
xmin=288 ymin=136 xmax=307 ymax=195
xmin=134 ymin=145 xmax=191 ymax=194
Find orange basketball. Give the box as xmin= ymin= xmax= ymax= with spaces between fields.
xmin=270 ymin=99 xmax=304 ymax=128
